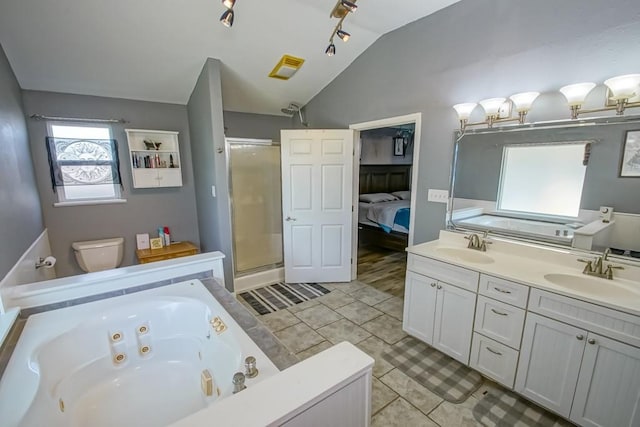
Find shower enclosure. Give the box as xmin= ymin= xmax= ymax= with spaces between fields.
xmin=227 ymin=139 xmax=284 ymax=276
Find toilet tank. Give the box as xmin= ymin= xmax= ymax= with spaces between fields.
xmin=72 ymin=237 xmax=124 ymax=273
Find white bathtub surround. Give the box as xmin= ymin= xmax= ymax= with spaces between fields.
xmin=233 ymin=267 xmax=284 ymax=294
xmin=1 ymin=251 xmax=225 ymax=310
xmin=172 ymin=342 xmax=374 ymax=427
xmin=0 ymin=280 xmax=279 ymax=427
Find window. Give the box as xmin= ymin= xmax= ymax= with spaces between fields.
xmin=46 ymin=123 xmax=124 ymax=205
xmin=497 ymin=142 xmax=588 ymax=219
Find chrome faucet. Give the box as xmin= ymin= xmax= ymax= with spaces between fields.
xmin=465 ymin=232 xmax=492 ymax=252
xmin=577 ymin=249 xmax=624 ymax=280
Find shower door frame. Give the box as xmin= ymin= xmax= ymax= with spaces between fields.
xmin=226 ymin=138 xmax=284 ymax=278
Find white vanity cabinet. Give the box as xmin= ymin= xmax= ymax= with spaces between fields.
xmin=126 ymin=129 xmax=182 ymax=188
xmin=517 ymin=290 xmax=640 ymax=426
xmin=403 ymin=255 xmax=478 ymax=364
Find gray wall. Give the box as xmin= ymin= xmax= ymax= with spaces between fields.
xmin=0 ymin=44 xmax=44 ymax=279
xmin=188 ymin=59 xmax=234 ymax=290
xmin=454 ymin=123 xmax=640 ymax=213
xmin=223 ymin=111 xmax=292 ymax=141
xmin=22 ymin=90 xmax=200 ymax=277
xmin=361 ymin=127 xmax=414 ymax=165
xmin=304 ymin=0 xmax=640 ymax=244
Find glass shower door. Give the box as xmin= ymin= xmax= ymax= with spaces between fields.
xmin=228 ymin=141 xmax=283 ymax=275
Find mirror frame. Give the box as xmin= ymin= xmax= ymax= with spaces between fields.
xmin=447 ymin=114 xmax=640 ymax=267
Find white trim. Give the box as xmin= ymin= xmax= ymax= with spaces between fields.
xmin=349 ymin=113 xmax=422 ymax=280
xmin=125 ymin=128 xmax=179 ymax=135
xmin=0 ymin=307 xmax=19 ymax=347
xmin=233 ymin=267 xmax=285 ymax=294
xmin=53 ymin=198 xmax=127 ymax=207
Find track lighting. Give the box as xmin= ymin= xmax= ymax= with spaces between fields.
xmin=220 ymin=8 xmax=234 ymax=27
xmin=341 ymin=1 xmax=358 ymax=12
xmin=222 ymin=0 xmax=235 ymax=8
xmin=337 ymin=29 xmax=351 ymax=42
xmin=325 ymin=43 xmax=336 ymax=57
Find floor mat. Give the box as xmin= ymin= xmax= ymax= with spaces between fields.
xmin=239 ymin=282 xmax=331 ymax=315
xmin=472 ymin=388 xmax=570 ymax=427
xmin=382 ymin=336 xmax=482 ymax=403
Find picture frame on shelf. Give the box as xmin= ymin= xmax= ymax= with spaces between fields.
xmin=620 ymin=130 xmax=640 ymax=177
xmin=393 ymin=135 xmax=405 ymax=157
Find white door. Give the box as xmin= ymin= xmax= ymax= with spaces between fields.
xmin=281 ymin=129 xmax=355 ymax=283
xmin=432 ymin=282 xmax=476 ymax=365
xmin=402 ymin=271 xmax=438 ymax=344
xmin=515 ymin=313 xmax=586 ymax=417
xmin=570 ymin=333 xmax=640 ymax=427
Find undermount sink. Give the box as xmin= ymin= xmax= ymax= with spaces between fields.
xmin=435 ymin=247 xmax=495 ymax=264
xmin=543 ymin=273 xmax=640 ymax=299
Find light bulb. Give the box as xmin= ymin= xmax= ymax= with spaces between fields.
xmin=325 ymin=43 xmax=336 ymax=57
xmin=222 ymin=0 xmax=235 ymax=8
xmin=337 ymin=29 xmax=351 ymax=42
xmin=220 ymin=9 xmax=234 ymax=27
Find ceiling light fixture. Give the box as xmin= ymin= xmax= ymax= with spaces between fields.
xmin=220 ymin=0 xmax=236 ymax=28
xmin=325 ymin=0 xmax=358 ymax=56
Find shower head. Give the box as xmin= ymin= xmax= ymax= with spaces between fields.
xmin=281 ymin=103 xmax=308 ymax=127
xmin=280 ymin=103 xmax=302 ymax=115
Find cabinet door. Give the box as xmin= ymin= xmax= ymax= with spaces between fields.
xmin=432 ymin=282 xmax=476 ymax=365
xmin=570 ymin=333 xmax=640 ymax=427
xmin=514 ymin=313 xmax=586 ymax=417
xmin=157 ymin=168 xmax=182 ymax=187
xmin=132 ymin=169 xmax=159 ymax=188
xmin=402 ymin=271 xmax=437 ymax=344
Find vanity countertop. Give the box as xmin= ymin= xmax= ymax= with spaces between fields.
xmin=408 ymin=231 xmax=640 ymax=316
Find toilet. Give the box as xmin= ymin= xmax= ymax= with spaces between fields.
xmin=72 ymin=237 xmax=124 ymax=273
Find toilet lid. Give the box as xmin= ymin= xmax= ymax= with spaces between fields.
xmin=72 ymin=237 xmax=124 ymax=251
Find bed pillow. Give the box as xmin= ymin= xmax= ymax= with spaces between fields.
xmin=359 ymin=193 xmax=397 ymax=203
xmin=392 ymin=190 xmax=411 ymax=200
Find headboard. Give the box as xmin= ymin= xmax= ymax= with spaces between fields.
xmin=359 ymin=165 xmax=411 ymax=195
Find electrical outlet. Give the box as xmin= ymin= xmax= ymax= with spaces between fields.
xmin=211 ymin=185 xmax=216 ymax=198
xmin=428 ymin=189 xmax=449 ymax=204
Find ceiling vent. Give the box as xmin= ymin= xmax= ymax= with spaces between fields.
xmin=269 ymin=55 xmax=305 ymax=80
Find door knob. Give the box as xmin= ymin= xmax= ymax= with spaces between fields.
xmin=437 ymin=284 xmax=442 ymax=289
xmin=588 ymin=338 xmax=596 ymax=345
xmin=285 ymin=216 xmax=297 ymax=222
xmin=430 ymin=283 xmax=436 ymax=287
xmin=576 ymin=334 xmax=584 ymax=340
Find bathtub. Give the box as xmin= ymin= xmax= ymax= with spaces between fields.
xmin=456 ymin=214 xmax=575 ymax=244
xmin=0 ymin=280 xmax=279 ymax=427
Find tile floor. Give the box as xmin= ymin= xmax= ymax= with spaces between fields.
xmin=240 ymin=280 xmax=574 ymax=427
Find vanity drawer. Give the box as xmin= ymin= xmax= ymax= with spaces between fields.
xmin=479 ymin=274 xmax=529 ymax=308
xmin=529 ymin=288 xmax=640 ymax=348
xmin=474 ymin=296 xmax=526 ymax=349
xmin=470 ymin=333 xmax=519 ymax=389
xmin=407 ymin=254 xmax=479 ymax=293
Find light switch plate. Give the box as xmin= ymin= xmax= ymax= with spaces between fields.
xmin=428 ymin=189 xmax=449 ymax=204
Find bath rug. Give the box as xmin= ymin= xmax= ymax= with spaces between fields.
xmin=239 ymin=282 xmax=331 ymax=315
xmin=382 ymin=336 xmax=482 ymax=403
xmin=472 ymin=387 xmax=569 ymax=427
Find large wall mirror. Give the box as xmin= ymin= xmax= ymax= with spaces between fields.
xmin=447 ymin=115 xmax=640 ymax=265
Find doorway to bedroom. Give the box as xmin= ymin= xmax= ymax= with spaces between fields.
xmin=350 ymin=114 xmax=421 ymax=297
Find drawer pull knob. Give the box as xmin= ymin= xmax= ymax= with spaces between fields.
xmin=490 ymin=308 xmax=508 ymax=316
xmin=494 ymin=287 xmax=511 ymax=294
xmin=588 ymin=338 xmax=596 ymax=345
xmin=576 ymin=334 xmax=584 ymax=340
xmin=437 ymin=284 xmax=442 ymax=289
xmin=430 ymin=283 xmax=436 ymax=287
xmin=486 ymin=347 xmax=502 ymax=356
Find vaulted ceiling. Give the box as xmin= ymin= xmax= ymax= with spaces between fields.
xmin=0 ymin=0 xmax=459 ymax=115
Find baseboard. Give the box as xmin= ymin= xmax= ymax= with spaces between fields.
xmin=233 ymin=267 xmax=284 ymax=294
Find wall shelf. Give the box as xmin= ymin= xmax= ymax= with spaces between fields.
xmin=126 ymin=129 xmax=182 ymax=188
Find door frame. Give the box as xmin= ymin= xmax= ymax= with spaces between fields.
xmin=349 ymin=113 xmax=422 ymax=280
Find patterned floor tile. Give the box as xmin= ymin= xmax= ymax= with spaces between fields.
xmin=330 ymin=281 xmax=366 ymax=295
xmin=373 ymin=297 xmax=404 ymax=321
xmin=371 ymin=398 xmax=438 ymax=427
xmin=294 ymin=304 xmax=343 ymax=329
xmin=316 ymin=289 xmax=356 ymax=309
xmin=350 ymin=286 xmax=393 ymax=306
xmin=429 ymin=395 xmax=484 ymax=427
xmin=355 ymin=336 xmax=395 ymax=378
xmin=274 ymin=322 xmax=325 ymax=353
xmin=336 ymin=301 xmax=383 ymax=325
xmin=372 ymin=377 xmax=399 ymax=415
xmin=287 ymin=298 xmax=321 ymax=313
xmin=362 ymin=314 xmax=407 ymax=344
xmin=379 ymin=368 xmax=443 ymax=415
xmin=317 ymin=318 xmax=372 ymax=345
xmin=259 ymin=309 xmax=300 ymax=332
xmin=295 ymin=341 xmax=334 ymax=361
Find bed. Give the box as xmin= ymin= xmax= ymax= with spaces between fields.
xmin=358 ymin=165 xmax=411 ymax=251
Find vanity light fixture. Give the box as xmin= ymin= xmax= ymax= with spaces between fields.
xmin=479 ymin=98 xmax=506 ymax=127
xmin=325 ymin=0 xmax=358 ymax=56
xmin=453 ymin=93 xmax=535 ymax=132
xmin=559 ymin=82 xmax=596 ymax=119
xmin=560 ymin=74 xmax=640 ymax=119
xmin=510 ymin=91 xmax=540 ymax=122
xmin=220 ymin=0 xmax=236 ymax=28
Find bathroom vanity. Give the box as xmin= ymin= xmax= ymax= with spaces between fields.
xmin=403 ymin=231 xmax=640 ymax=427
